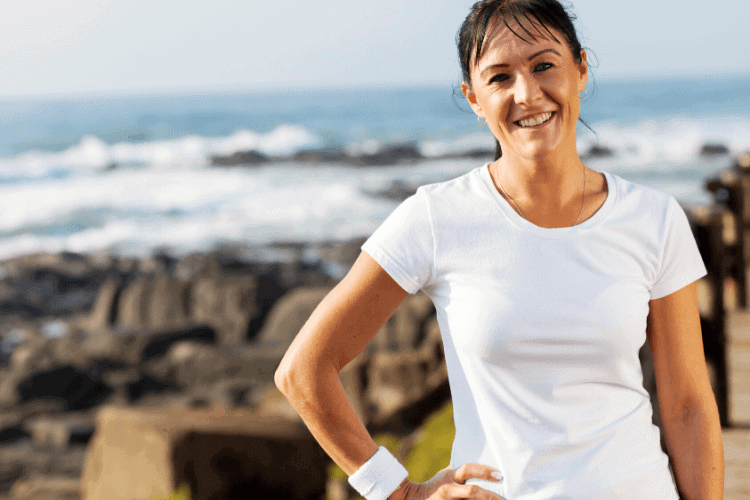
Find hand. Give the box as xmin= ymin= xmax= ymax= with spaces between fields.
xmin=388 ymin=463 xmax=506 ymax=500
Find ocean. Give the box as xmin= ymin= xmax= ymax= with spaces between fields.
xmin=1 ymin=75 xmax=749 ymax=261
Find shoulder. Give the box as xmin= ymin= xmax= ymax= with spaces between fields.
xmin=606 ymin=171 xmax=678 ymax=221
xmin=416 ymin=164 xmax=493 ymax=205
xmin=608 ymin=172 xmax=674 ymax=207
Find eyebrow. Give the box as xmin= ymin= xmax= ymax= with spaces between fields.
xmin=479 ymin=48 xmax=562 ymax=76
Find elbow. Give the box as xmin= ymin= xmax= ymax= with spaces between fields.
xmin=274 ymin=351 xmax=313 ymax=399
xmin=274 ymin=356 xmax=295 ymax=396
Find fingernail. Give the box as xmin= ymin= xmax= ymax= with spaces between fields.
xmin=491 ymin=471 xmax=503 ymax=481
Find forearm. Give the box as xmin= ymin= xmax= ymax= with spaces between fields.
xmin=663 ymin=398 xmax=724 ymax=500
xmin=275 ymin=352 xmax=379 ymax=476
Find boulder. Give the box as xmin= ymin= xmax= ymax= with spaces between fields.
xmin=17 ymin=366 xmax=112 ymax=411
xmin=254 ymin=286 xmax=333 ymax=348
xmin=358 ymin=143 xmax=423 ymax=166
xmin=116 ymin=277 xmax=152 ymax=328
xmin=0 ymin=257 xmax=106 ymax=320
xmin=365 ymin=317 xmax=448 ymax=426
xmin=10 ymin=475 xmax=80 ymax=500
xmin=388 ymin=292 xmax=435 ymax=350
xmin=581 ymin=144 xmax=615 ymax=159
xmin=191 ymin=275 xmax=275 ymax=345
xmin=147 ymin=276 xmax=191 ymax=329
xmin=362 ymin=180 xmax=419 ymax=202
xmin=77 ymin=277 xmax=119 ymax=333
xmin=157 ymin=342 xmax=284 ymax=390
xmin=24 ymin=414 xmax=95 ymax=450
xmin=292 ymin=147 xmax=348 ymax=164
xmin=700 ymin=143 xmax=730 ymax=157
xmin=81 ymin=406 xmax=329 ymax=500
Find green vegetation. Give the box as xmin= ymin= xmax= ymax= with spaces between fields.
xmin=402 ymin=401 xmax=455 ymax=483
xmin=143 ymin=484 xmax=191 ymax=500
xmin=328 ymin=401 xmax=455 ymax=500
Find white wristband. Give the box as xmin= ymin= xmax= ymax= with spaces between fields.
xmin=348 ymin=446 xmax=409 ymax=500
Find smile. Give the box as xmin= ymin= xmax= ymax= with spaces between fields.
xmin=515 ymin=112 xmax=554 ymax=128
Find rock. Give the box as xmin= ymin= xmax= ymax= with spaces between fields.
xmin=365 ymin=316 xmax=448 ymax=426
xmin=10 ymin=475 xmax=80 ymax=500
xmin=453 ymin=148 xmax=494 ymax=159
xmin=254 ymin=286 xmax=333 ymax=348
xmin=147 ymin=276 xmax=190 ymax=329
xmin=358 ymin=143 xmax=423 ymax=166
xmin=365 ymin=347 xmax=449 ymax=427
xmin=388 ymin=292 xmax=436 ymax=350
xmin=137 ymin=325 xmax=216 ymax=364
xmin=292 ymin=147 xmax=348 ymax=163
xmin=140 ymin=252 xmax=178 ymax=275
xmin=312 ymin=237 xmax=367 ymax=269
xmin=700 ymin=143 xmax=730 ymax=157
xmin=77 ymin=277 xmax=119 ymax=333
xmin=24 ymin=414 xmax=95 ymax=450
xmin=582 ymin=144 xmax=615 ymax=159
xmin=0 ymin=256 xmax=106 ymax=320
xmin=0 ymin=423 xmax=88 ymax=485
xmin=116 ymin=277 xmax=152 ymax=328
xmin=191 ymin=275 xmax=275 ymax=345
xmin=17 ymin=366 xmax=112 ymax=411
xmin=363 ymin=180 xmax=419 ymax=201
xmin=0 ymin=462 xmax=24 ymax=495
xmin=211 ymin=150 xmax=268 ymax=166
xmin=81 ymin=406 xmax=329 ymax=500
xmin=147 ymin=342 xmax=284 ymax=401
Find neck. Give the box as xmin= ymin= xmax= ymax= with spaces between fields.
xmin=494 ymin=144 xmax=585 ymax=209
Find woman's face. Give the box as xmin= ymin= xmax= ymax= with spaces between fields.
xmin=462 ymin=19 xmax=587 ymax=162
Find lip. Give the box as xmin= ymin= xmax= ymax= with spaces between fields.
xmin=512 ymin=111 xmax=556 ymax=129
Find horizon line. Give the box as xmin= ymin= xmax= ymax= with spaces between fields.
xmin=2 ymin=71 xmax=749 ymax=101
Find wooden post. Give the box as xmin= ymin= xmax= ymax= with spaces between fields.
xmin=691 ymin=206 xmax=729 ymax=426
xmin=737 ymin=154 xmax=750 ymax=309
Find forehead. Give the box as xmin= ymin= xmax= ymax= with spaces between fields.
xmin=476 ymin=16 xmax=566 ymax=65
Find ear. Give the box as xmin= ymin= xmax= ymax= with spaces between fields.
xmin=578 ymin=49 xmax=589 ymax=93
xmin=461 ymin=81 xmax=485 ymax=119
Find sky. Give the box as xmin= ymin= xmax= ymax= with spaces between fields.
xmin=1 ymin=0 xmax=749 ymax=97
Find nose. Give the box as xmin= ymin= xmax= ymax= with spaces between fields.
xmin=513 ymin=71 xmax=542 ymax=104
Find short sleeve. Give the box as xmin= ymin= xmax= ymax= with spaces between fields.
xmin=361 ymin=189 xmax=434 ymax=294
xmin=650 ymin=196 xmax=708 ymax=300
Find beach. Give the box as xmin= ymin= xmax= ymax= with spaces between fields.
xmin=1 ymin=76 xmax=749 ymax=498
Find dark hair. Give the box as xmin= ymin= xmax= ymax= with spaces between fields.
xmin=457 ymin=0 xmax=587 ymax=160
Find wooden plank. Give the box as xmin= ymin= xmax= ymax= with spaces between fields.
xmin=724 ymin=429 xmax=750 ymax=499
xmin=726 ymin=311 xmax=750 ymax=343
xmin=728 ymin=342 xmax=750 ymax=425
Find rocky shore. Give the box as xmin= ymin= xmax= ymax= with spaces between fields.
xmin=0 ymin=239 xmax=449 ymax=499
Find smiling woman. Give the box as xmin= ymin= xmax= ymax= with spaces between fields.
xmin=274 ymin=1 xmax=724 ymax=500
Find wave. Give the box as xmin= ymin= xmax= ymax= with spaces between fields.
xmin=2 ymin=116 xmax=748 ymax=183
xmin=577 ymin=116 xmax=750 ymax=168
xmin=0 ymin=165 xmax=406 ymax=260
xmin=0 ymin=125 xmax=320 ymax=182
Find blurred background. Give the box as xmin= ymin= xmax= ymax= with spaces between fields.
xmin=1 ymin=1 xmax=750 ymax=499
xmin=1 ymin=0 xmax=748 ymax=260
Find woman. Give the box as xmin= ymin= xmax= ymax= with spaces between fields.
xmin=275 ymin=1 xmax=724 ymax=499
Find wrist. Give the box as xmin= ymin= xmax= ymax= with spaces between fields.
xmin=387 ymin=478 xmax=412 ymax=500
xmin=348 ymin=446 xmax=409 ymax=500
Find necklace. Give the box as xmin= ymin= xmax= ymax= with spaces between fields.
xmin=495 ymin=163 xmax=587 ymax=226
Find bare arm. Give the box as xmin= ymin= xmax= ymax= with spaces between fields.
xmin=647 ymin=281 xmax=724 ymax=500
xmin=275 ymin=251 xmax=408 ymax=473
xmin=275 ymin=252 xmax=505 ymax=500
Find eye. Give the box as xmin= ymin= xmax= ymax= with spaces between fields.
xmin=489 ymin=73 xmax=509 ymax=84
xmin=534 ymin=62 xmax=553 ymax=72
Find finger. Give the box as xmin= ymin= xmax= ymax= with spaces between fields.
xmin=441 ymin=483 xmax=507 ymax=500
xmin=452 ymin=463 xmax=503 ymax=484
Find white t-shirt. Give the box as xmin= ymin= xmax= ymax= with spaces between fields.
xmin=361 ymin=164 xmax=707 ymax=500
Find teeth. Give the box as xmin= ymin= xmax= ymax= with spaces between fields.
xmin=518 ymin=112 xmax=552 ymax=127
